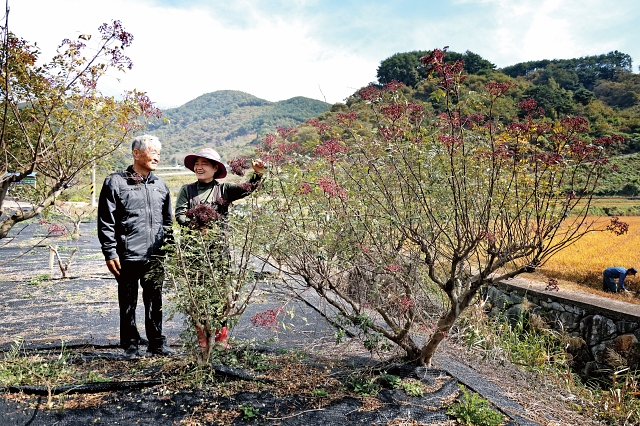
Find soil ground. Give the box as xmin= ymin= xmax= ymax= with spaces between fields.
xmin=0 ymin=220 xmax=612 ymax=425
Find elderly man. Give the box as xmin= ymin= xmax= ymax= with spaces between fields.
xmin=602 ymin=266 xmax=636 ymax=293
xmin=98 ymin=135 xmax=174 ymax=359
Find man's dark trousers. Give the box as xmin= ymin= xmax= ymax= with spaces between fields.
xmin=116 ymin=260 xmax=167 ymax=350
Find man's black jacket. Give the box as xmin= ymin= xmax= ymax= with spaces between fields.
xmin=97 ymin=166 xmax=172 ymax=262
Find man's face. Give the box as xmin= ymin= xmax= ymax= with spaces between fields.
xmin=133 ymin=146 xmax=160 ymax=175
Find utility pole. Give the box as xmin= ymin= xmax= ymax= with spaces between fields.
xmin=90 ymin=163 xmax=96 ymax=207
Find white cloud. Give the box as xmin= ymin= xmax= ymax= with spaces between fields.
xmin=521 ymin=1 xmax=575 ymax=61
xmin=10 ymin=0 xmax=376 ymax=107
xmin=465 ymin=0 xmax=640 ymax=66
xmin=8 ymin=0 xmax=640 ymax=108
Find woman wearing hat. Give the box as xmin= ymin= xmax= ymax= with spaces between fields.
xmin=174 ymin=148 xmax=265 ymax=348
xmin=175 ymin=148 xmax=265 ymax=226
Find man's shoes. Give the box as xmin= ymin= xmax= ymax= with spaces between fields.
xmin=122 ymin=345 xmax=140 ymax=360
xmin=139 ymin=337 xmax=149 ymax=346
xmin=148 ymin=344 xmax=176 ymax=356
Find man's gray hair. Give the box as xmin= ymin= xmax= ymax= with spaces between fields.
xmin=131 ymin=135 xmax=162 ymax=152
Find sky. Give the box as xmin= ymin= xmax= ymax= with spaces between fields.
xmin=9 ymin=0 xmax=640 ymax=109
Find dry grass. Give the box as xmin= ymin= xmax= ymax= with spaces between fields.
xmin=539 ymin=216 xmax=640 ymax=291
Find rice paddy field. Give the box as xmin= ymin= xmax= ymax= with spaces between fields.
xmin=538 ymin=215 xmax=640 ymax=292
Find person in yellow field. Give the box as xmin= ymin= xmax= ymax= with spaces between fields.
xmin=602 ymin=266 xmax=636 ymax=293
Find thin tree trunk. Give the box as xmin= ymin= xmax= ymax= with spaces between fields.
xmin=49 ymin=245 xmax=77 ymax=278
xmin=0 ymin=180 xmax=10 ymax=211
xmin=419 ymin=309 xmax=458 ymax=367
xmin=195 ymin=322 xmax=213 ymax=365
xmin=419 ymin=284 xmax=483 ymax=366
xmin=0 ymin=209 xmax=37 ymax=238
xmin=0 ymin=185 xmax=64 ymax=238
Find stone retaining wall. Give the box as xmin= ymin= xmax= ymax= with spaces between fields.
xmin=485 ymin=281 xmax=640 ymax=377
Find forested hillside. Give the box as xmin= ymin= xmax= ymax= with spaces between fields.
xmin=147 ymin=90 xmax=330 ymax=164
xmin=145 ymin=50 xmax=640 ymax=198
xmin=375 ymin=50 xmax=640 ymax=153
xmin=258 ymin=48 xmax=640 ymax=198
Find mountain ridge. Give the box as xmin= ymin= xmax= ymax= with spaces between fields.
xmin=147 ymin=90 xmax=331 ymax=164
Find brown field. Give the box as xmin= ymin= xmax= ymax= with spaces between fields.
xmin=538 ymin=216 xmax=640 ymax=297
xmin=585 ymin=197 xmax=640 ymax=208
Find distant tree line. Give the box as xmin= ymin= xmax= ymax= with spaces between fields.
xmin=501 ymin=51 xmax=633 ymax=90
xmin=376 ymin=49 xmax=496 ymax=87
xmin=375 ymin=49 xmax=640 ymax=152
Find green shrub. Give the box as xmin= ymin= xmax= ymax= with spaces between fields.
xmin=447 ymin=385 xmax=503 ymax=426
xmin=344 ymin=372 xmax=379 ymax=396
xmin=377 ymin=371 xmax=402 ymax=389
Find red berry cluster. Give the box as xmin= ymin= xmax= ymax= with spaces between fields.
xmin=250 ymin=307 xmax=284 ymax=329
xmin=545 ymin=278 xmax=560 ymax=292
xmin=185 ymin=203 xmax=222 ymax=229
xmin=39 ymin=219 xmax=68 ymax=236
xmin=229 ymin=158 xmax=250 ymax=176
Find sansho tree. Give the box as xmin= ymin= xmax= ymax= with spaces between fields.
xmin=254 ymin=48 xmax=627 ymax=366
xmin=0 ymin=5 xmax=160 ymax=238
xmin=162 ymin=161 xmax=264 ymax=364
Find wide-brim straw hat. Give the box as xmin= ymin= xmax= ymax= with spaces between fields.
xmin=183 ymin=148 xmax=227 ymax=179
